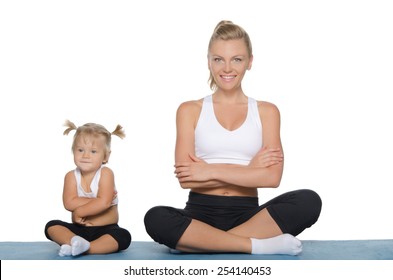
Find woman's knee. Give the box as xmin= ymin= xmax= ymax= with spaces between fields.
xmin=144 ymin=206 xmax=190 ymax=248
xmin=298 ymin=189 xmax=322 ymax=225
xmin=144 ymin=206 xmax=169 ymax=238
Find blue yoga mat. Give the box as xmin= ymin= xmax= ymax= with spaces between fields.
xmin=1 ymin=240 xmax=392 ymax=260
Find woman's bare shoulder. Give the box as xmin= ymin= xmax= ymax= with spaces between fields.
xmin=177 ymin=98 xmax=204 ymax=116
xmin=178 ymin=98 xmax=203 ymax=110
xmin=257 ymin=100 xmax=280 ymax=116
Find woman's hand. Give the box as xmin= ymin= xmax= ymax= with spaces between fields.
xmin=248 ymin=147 xmax=283 ymax=168
xmin=174 ymin=154 xmax=212 ymax=182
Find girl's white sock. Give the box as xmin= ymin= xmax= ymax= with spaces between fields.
xmin=58 ymin=244 xmax=72 ymax=257
xmin=71 ymin=236 xmax=90 ymax=256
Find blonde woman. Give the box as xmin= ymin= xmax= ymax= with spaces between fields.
xmin=144 ymin=21 xmax=322 ymax=255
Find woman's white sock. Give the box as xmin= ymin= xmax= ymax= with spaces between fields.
xmin=251 ymin=233 xmax=302 ymax=255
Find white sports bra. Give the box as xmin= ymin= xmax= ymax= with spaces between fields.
xmin=195 ymin=95 xmax=262 ymax=165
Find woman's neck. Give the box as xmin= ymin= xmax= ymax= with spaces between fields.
xmin=213 ymin=88 xmax=247 ymax=104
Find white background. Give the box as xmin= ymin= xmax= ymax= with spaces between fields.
xmin=1 ymin=0 xmax=392 ymax=243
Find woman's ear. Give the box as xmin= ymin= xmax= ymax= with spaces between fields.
xmin=248 ymin=55 xmax=254 ymax=70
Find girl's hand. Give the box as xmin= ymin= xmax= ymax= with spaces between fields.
xmin=72 ymin=209 xmax=86 ymax=225
xmin=249 ymin=147 xmax=283 ymax=168
xmin=174 ymin=154 xmax=211 ymax=182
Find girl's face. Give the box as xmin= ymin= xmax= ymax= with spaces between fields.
xmin=73 ymin=134 xmax=108 ymax=174
xmin=208 ymin=39 xmax=253 ymax=92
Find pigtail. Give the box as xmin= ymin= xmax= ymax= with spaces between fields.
xmin=111 ymin=124 xmax=125 ymax=139
xmin=63 ymin=119 xmax=77 ymax=135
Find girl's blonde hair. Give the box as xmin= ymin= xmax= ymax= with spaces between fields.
xmin=63 ymin=120 xmax=125 ymax=163
xmin=207 ymin=20 xmax=253 ymax=91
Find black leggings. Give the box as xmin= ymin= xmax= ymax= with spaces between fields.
xmin=144 ymin=189 xmax=322 ymax=249
xmin=44 ymin=220 xmax=132 ymax=251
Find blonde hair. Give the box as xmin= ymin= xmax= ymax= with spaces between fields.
xmin=63 ymin=120 xmax=125 ymax=163
xmin=207 ymin=20 xmax=253 ymax=91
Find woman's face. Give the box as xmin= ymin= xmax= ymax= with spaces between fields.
xmin=208 ymin=39 xmax=253 ymax=92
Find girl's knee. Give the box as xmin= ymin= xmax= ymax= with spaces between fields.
xmin=44 ymin=220 xmax=62 ymax=240
xmin=115 ymin=229 xmax=132 ymax=251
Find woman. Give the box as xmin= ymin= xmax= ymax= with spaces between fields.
xmin=144 ymin=20 xmax=321 ymax=255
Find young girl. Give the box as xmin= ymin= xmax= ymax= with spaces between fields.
xmin=45 ymin=120 xmax=131 ymax=256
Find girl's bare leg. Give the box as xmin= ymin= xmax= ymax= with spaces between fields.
xmin=46 ymin=225 xmax=75 ymax=245
xmin=87 ymin=234 xmax=118 ymax=254
xmin=46 ymin=225 xmax=89 ymax=256
xmin=47 ymin=225 xmax=118 ymax=255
